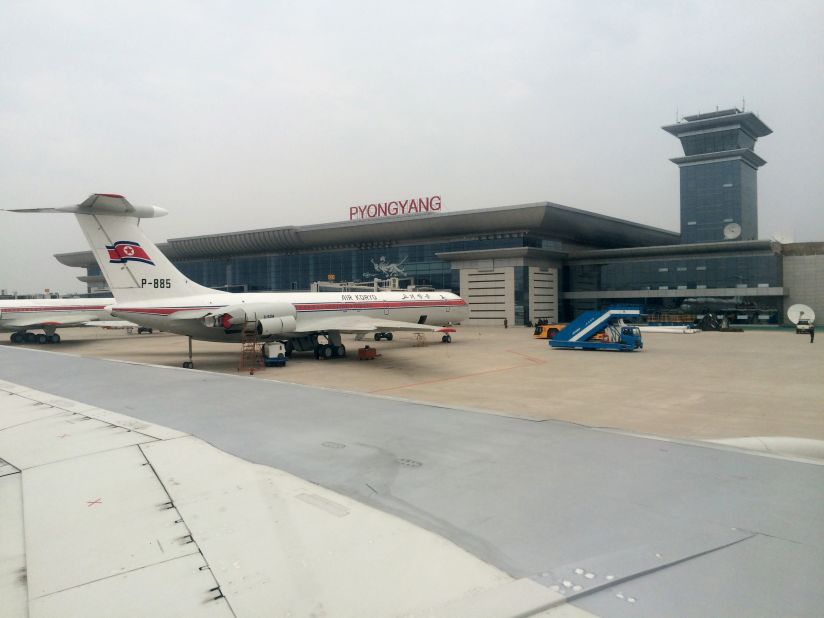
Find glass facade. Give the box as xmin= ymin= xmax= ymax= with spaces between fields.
xmin=680 ymin=130 xmax=754 ymax=155
xmin=170 ymin=235 xmax=531 ymax=293
xmin=679 ymin=160 xmax=758 ymax=243
xmin=565 ymin=253 xmax=783 ymax=323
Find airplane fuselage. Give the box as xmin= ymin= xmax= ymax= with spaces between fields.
xmin=110 ymin=290 xmax=469 ymax=342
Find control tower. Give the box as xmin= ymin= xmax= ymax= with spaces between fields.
xmin=663 ymin=108 xmax=772 ymax=244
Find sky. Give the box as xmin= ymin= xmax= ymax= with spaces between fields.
xmin=1 ymin=0 xmax=822 ymax=295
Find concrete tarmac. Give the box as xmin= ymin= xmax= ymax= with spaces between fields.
xmin=2 ymin=325 xmax=822 ymax=440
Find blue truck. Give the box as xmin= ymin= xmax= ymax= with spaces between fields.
xmin=549 ymin=307 xmax=644 ymax=351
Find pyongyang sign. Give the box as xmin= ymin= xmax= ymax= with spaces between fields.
xmin=349 ymin=195 xmax=442 ymax=221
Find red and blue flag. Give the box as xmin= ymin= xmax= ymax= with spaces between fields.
xmin=106 ymin=241 xmax=155 ymax=265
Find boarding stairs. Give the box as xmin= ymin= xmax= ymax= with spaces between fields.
xmin=238 ymin=323 xmax=264 ymax=374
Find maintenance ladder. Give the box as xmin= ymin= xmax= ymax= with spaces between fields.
xmin=238 ymin=324 xmax=264 ymax=374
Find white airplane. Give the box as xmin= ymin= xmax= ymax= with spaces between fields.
xmin=7 ymin=194 xmax=469 ymax=367
xmin=0 ymin=297 xmax=115 ymax=344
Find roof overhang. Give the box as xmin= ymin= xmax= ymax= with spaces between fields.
xmin=662 ymin=111 xmax=772 ymax=138
xmin=55 ymin=201 xmax=680 ymax=267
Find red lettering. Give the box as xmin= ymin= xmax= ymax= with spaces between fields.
xmin=348 ymin=196 xmax=441 ymax=219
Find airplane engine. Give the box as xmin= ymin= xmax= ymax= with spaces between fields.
xmin=204 ymin=302 xmax=297 ymax=334
xmin=256 ymin=316 xmax=297 ymax=336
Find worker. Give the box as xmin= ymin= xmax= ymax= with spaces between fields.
xmin=503 ymin=317 xmax=508 ymax=329
xmin=810 ymin=324 xmax=815 ymax=344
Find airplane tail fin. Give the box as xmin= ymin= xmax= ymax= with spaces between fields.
xmin=7 ymin=194 xmax=222 ymax=303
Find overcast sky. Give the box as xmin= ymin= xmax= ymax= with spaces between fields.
xmin=1 ymin=1 xmax=822 ymax=294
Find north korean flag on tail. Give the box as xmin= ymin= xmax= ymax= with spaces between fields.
xmin=106 ymin=240 xmax=155 ymax=265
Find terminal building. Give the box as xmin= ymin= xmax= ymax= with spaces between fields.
xmin=57 ymin=109 xmax=823 ymax=326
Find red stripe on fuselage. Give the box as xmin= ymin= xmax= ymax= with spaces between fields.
xmin=2 ymin=306 xmax=107 ymax=313
xmin=293 ymin=300 xmax=467 ymax=312
xmin=112 ymin=300 xmax=466 ymax=316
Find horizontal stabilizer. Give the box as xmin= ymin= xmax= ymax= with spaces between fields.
xmin=4 ymin=194 xmax=167 ymax=218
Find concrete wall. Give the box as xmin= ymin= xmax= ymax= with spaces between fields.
xmin=528 ymin=267 xmax=558 ymax=323
xmin=460 ymin=268 xmax=513 ymax=326
xmin=783 ymin=255 xmax=824 ymax=323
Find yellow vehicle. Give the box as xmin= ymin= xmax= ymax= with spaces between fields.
xmin=533 ymin=323 xmax=566 ymax=339
xmin=533 ymin=322 xmax=607 ymax=341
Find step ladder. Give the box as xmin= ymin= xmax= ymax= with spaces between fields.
xmin=238 ymin=324 xmax=264 ymax=374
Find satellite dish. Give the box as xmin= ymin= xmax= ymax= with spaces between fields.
xmin=787 ymin=304 xmax=815 ymax=325
xmin=723 ymin=222 xmax=742 ymax=240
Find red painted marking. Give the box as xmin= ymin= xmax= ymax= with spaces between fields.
xmin=3 ymin=306 xmax=107 ymax=313
xmin=86 ymin=498 xmax=102 ymax=507
xmin=115 ymin=300 xmax=466 ymax=317
xmin=96 ymin=193 xmax=124 ymax=198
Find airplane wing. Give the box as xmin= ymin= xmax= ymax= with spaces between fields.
xmin=1 ymin=317 xmax=91 ymax=330
xmin=294 ymin=314 xmax=452 ymax=335
xmin=84 ymin=320 xmax=140 ymax=329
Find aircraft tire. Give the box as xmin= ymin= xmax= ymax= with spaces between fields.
xmin=36 ymin=333 xmax=48 ymax=345
xmin=374 ymin=333 xmax=381 ymax=341
xmin=50 ymin=334 xmax=61 ymax=344
xmin=335 ymin=345 xmax=346 ymax=358
xmin=182 ymin=361 xmax=193 ymax=369
xmin=386 ymin=332 xmax=393 ymax=341
xmin=322 ymin=345 xmax=334 ymax=359
xmin=25 ymin=332 xmax=37 ymax=343
xmin=441 ymin=334 xmax=452 ymax=343
xmin=10 ymin=332 xmax=23 ymax=344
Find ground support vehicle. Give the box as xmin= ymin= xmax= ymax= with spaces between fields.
xmin=533 ymin=322 xmax=566 ymax=339
xmin=263 ymin=342 xmax=288 ymax=367
xmin=549 ymin=307 xmax=644 ymax=352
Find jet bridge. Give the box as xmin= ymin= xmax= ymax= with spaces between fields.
xmin=549 ymin=306 xmax=643 ymax=351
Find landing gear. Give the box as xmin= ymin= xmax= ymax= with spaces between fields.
xmin=182 ymin=336 xmax=194 ymax=369
xmin=374 ymin=332 xmax=393 ymax=341
xmin=10 ymin=330 xmax=60 ymax=344
xmin=314 ymin=332 xmax=347 ymax=360
xmin=441 ymin=334 xmax=452 ymax=343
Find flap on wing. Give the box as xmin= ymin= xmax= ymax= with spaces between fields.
xmin=168 ymin=309 xmax=213 ymax=320
xmin=1 ymin=318 xmax=87 ymax=329
xmin=295 ymin=314 xmax=442 ymax=334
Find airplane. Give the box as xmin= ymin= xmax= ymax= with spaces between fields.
xmin=0 ymin=297 xmax=116 ymax=344
xmin=6 ymin=194 xmax=469 ymax=367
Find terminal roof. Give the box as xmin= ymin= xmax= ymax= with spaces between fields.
xmin=55 ymin=202 xmax=678 ymax=268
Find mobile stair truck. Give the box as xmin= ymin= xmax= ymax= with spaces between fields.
xmin=549 ymin=307 xmax=644 ymax=352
